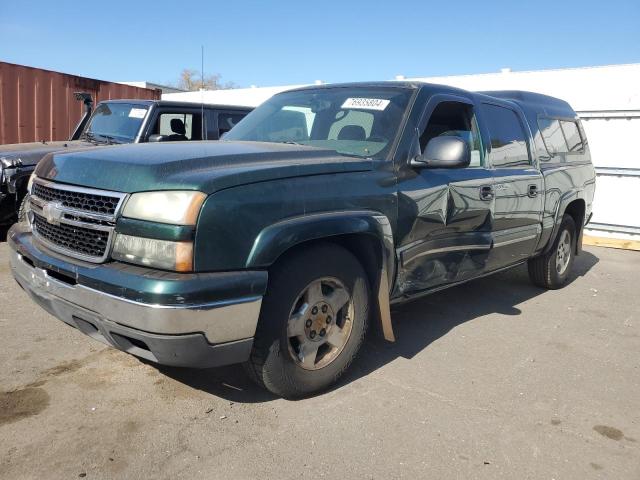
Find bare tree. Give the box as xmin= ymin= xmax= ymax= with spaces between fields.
xmin=174 ymin=69 xmax=236 ymax=91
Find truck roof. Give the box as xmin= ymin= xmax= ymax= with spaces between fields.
xmin=280 ymin=81 xmax=578 ymax=119
xmin=477 ymin=90 xmax=576 ymax=118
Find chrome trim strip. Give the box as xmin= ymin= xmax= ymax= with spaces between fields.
xmin=31 ymin=195 xmax=116 ymax=224
xmin=10 ymin=250 xmax=262 ymax=344
xmin=493 ymin=234 xmax=539 ymax=248
xmin=32 ymin=177 xmax=127 ymax=204
xmin=55 ymin=216 xmax=112 ymax=232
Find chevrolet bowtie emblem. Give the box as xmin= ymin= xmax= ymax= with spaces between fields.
xmin=42 ymin=202 xmax=64 ymax=226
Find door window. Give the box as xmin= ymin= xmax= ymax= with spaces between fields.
xmin=481 ymin=104 xmax=531 ymax=167
xmin=153 ymin=112 xmax=203 ymax=141
xmin=420 ymin=101 xmax=484 ymax=167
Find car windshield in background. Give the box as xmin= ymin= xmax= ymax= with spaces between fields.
xmin=223 ymin=87 xmax=414 ymax=159
xmin=83 ymin=103 xmax=149 ymax=143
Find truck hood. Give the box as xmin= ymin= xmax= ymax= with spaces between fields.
xmin=35 ymin=141 xmax=373 ymax=194
xmin=0 ymin=140 xmax=98 ymax=167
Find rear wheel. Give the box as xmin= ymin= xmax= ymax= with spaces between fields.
xmin=245 ymin=243 xmax=370 ymax=398
xmin=528 ymin=214 xmax=576 ymax=289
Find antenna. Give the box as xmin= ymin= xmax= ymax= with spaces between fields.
xmin=201 ymin=45 xmax=205 ymax=140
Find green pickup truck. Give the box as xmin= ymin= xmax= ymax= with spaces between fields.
xmin=8 ymin=82 xmax=595 ymax=398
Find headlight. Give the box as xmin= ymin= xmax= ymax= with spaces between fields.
xmin=27 ymin=173 xmax=35 ymax=193
xmin=122 ymin=191 xmax=206 ymax=225
xmin=112 ymin=234 xmax=193 ymax=272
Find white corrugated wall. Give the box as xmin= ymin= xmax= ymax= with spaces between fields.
xmin=578 ymin=112 xmax=640 ymax=239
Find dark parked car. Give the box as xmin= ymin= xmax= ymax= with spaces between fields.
xmin=8 ymin=82 xmax=595 ymax=398
xmin=0 ymin=98 xmax=251 ymax=224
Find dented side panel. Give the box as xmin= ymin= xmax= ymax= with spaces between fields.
xmin=393 ymin=167 xmax=494 ymax=296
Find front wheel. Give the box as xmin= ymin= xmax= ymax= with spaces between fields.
xmin=245 ymin=243 xmax=370 ymax=398
xmin=528 ymin=214 xmax=577 ymax=289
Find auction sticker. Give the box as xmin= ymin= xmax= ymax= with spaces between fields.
xmin=128 ymin=108 xmax=148 ymax=118
xmin=341 ymin=98 xmax=390 ymax=111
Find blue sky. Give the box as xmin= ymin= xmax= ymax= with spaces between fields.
xmin=1 ymin=0 xmax=639 ymax=88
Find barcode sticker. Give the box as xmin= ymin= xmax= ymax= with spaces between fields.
xmin=128 ymin=108 xmax=147 ymax=118
xmin=341 ymin=98 xmax=390 ymax=111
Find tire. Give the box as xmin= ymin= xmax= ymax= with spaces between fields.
xmin=528 ymin=214 xmax=577 ymax=289
xmin=17 ymin=193 xmax=30 ymax=223
xmin=245 ymin=243 xmax=370 ymax=398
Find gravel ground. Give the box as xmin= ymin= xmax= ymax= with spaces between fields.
xmin=0 ymin=243 xmax=638 ymax=479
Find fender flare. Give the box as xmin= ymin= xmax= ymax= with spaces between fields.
xmin=543 ymin=188 xmax=585 ymax=255
xmin=246 ymin=210 xmax=396 ymax=342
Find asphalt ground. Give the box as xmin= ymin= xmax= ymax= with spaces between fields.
xmin=0 ymin=242 xmax=638 ymax=479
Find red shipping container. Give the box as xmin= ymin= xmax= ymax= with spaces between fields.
xmin=0 ymin=61 xmax=160 ymax=145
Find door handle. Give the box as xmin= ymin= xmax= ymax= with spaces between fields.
xmin=528 ymin=184 xmax=538 ymax=198
xmin=479 ymin=185 xmax=494 ymax=201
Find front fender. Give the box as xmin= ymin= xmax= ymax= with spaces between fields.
xmin=247 ymin=210 xmax=395 ymax=283
xmin=246 ymin=210 xmax=396 ymax=342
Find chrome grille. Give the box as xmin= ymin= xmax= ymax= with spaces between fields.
xmin=32 ymin=182 xmax=121 ymax=215
xmin=29 ymin=178 xmax=127 ymax=263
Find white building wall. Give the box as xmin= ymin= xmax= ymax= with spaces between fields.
xmin=162 ymin=84 xmax=312 ymax=108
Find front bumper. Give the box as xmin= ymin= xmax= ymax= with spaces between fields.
xmin=9 ymin=226 xmax=267 ymax=368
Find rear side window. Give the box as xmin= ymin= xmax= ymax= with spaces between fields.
xmin=481 ymin=104 xmax=530 ymax=167
xmin=560 ymin=120 xmax=583 ymax=152
xmin=538 ymin=117 xmax=584 ymax=156
xmin=538 ymin=117 xmax=565 ymax=156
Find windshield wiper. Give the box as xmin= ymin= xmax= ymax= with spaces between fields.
xmin=80 ymin=131 xmax=102 ymax=145
xmin=81 ymin=132 xmax=121 ymax=145
xmin=96 ymin=134 xmax=121 ymax=145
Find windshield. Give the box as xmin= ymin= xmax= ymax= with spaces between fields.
xmin=83 ymin=102 xmax=149 ymax=143
xmin=223 ymin=87 xmax=414 ymax=159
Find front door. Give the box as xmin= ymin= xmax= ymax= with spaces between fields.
xmin=479 ymin=102 xmax=543 ymax=270
xmin=394 ymin=95 xmax=494 ymax=296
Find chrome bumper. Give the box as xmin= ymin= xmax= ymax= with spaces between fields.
xmin=10 ymin=248 xmax=263 ymax=345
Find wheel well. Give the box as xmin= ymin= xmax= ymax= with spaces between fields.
xmin=564 ymin=199 xmax=586 ymax=253
xmin=270 ymin=233 xmax=390 ymax=339
xmin=271 ymin=234 xmax=384 ymax=293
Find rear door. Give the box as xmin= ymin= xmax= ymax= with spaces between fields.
xmin=479 ymin=102 xmax=543 ymax=270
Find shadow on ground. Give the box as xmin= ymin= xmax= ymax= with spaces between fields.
xmin=159 ymin=251 xmax=599 ymax=403
xmin=0 ymin=225 xmax=10 ymax=242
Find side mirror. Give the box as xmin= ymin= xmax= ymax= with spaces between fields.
xmin=148 ymin=134 xmax=168 ymax=143
xmin=412 ymin=136 xmax=470 ymax=169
